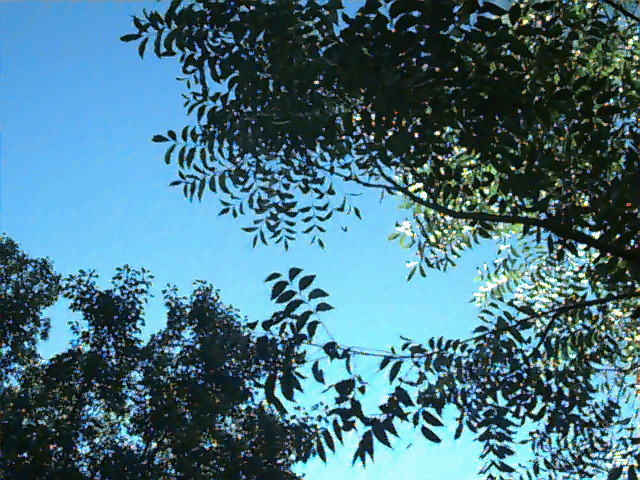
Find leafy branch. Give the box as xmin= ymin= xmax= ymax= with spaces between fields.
xmin=372 ymin=161 xmax=640 ymax=268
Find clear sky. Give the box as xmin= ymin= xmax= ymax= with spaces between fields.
xmin=1 ymin=2 xmax=499 ymax=478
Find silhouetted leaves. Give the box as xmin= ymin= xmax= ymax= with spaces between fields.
xmin=0 ymin=237 xmax=316 ymax=480
xmin=124 ymin=0 xmax=640 ymax=478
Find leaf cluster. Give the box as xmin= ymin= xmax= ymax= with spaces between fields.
xmin=255 ymin=265 xmax=640 ymax=479
xmin=1 ymin=237 xmax=316 ymax=480
xmin=121 ymin=1 xmax=640 ymax=478
xmin=125 ymin=0 xmax=640 ymax=268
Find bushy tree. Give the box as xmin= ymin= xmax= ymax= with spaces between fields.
xmin=0 ymin=236 xmax=61 ymax=386
xmin=0 ymin=236 xmax=316 ymax=479
xmin=123 ymin=1 xmax=640 ymax=478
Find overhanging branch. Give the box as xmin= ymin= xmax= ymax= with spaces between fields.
xmin=371 ymin=162 xmax=640 ymax=268
xmin=534 ymin=290 xmax=640 ymax=351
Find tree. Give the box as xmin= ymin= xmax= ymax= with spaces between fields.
xmin=123 ymin=0 xmax=640 ymax=478
xmin=0 ymin=236 xmax=61 ymax=387
xmin=0 ymin=235 xmax=317 ymax=480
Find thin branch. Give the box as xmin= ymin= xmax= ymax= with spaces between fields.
xmin=548 ymin=291 xmax=640 ymax=318
xmin=320 ymin=156 xmax=640 ymax=268
xmin=312 ymin=163 xmax=397 ymax=195
xmin=298 ymin=291 xmax=640 ymax=361
xmin=371 ymin=162 xmax=640 ymax=268
xmin=534 ymin=290 xmax=640 ymax=351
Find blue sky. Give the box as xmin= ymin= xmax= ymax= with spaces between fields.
xmin=1 ymin=2 xmax=500 ymax=478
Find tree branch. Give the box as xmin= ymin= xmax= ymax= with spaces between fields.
xmin=370 ymin=162 xmax=640 ymax=268
xmin=534 ymin=290 xmax=640 ymax=351
xmin=299 ymin=291 xmax=640 ymax=374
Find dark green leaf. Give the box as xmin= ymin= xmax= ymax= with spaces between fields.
xmin=421 ymin=410 xmax=443 ymax=427
xmin=288 ymin=267 xmax=303 ymax=281
xmin=299 ymin=274 xmax=316 ymax=291
xmin=315 ymin=302 xmax=334 ymax=312
xmin=120 ymin=33 xmax=142 ymax=42
xmin=137 ymin=36 xmax=149 ymax=58
xmin=307 ymin=320 xmax=320 ymax=338
xmin=308 ymin=288 xmax=329 ymax=300
xmin=372 ymin=422 xmax=392 ymax=448
xmin=389 ymin=360 xmax=402 ymax=382
xmin=323 ymin=429 xmax=335 ymax=453
xmin=316 ymin=434 xmax=327 ymax=462
xmin=608 ymin=466 xmax=623 ymax=480
xmin=270 ymin=280 xmax=288 ymax=300
xmin=152 ymin=134 xmax=169 ymax=143
xmin=420 ymin=426 xmax=441 ymax=443
xmin=265 ymin=272 xmax=281 ymax=282
xmin=312 ymin=360 xmax=325 ymax=383
xmin=276 ymin=289 xmax=296 ymax=304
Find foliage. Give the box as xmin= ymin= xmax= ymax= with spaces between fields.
xmin=124 ymin=0 xmax=640 ymax=478
xmin=0 ymin=236 xmax=317 ymax=480
xmin=0 ymin=235 xmax=61 ymax=387
xmin=256 ymin=265 xmax=640 ymax=479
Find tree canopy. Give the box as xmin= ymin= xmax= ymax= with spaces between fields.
xmin=123 ymin=0 xmax=640 ymax=478
xmin=0 ymin=236 xmax=317 ymax=480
